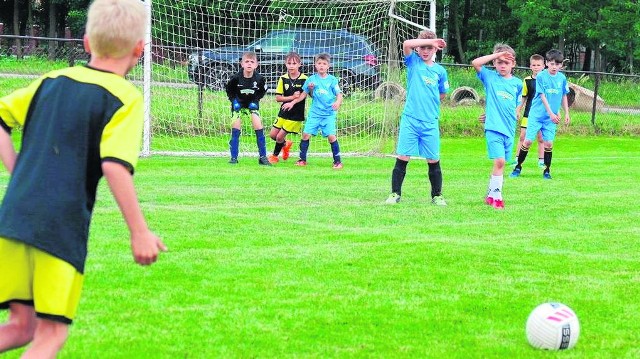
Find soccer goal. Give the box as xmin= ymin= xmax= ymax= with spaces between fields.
xmin=143 ymin=0 xmax=436 ymax=157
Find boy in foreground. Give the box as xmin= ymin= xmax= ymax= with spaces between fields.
xmin=225 ymin=51 xmax=269 ymax=165
xmin=385 ymin=30 xmax=448 ymax=206
xmin=511 ymin=49 xmax=571 ymax=180
xmin=472 ymin=43 xmax=523 ymax=209
xmin=0 ymin=0 xmax=167 ymax=357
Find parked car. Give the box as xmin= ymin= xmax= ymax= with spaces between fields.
xmin=188 ymin=29 xmax=380 ymax=95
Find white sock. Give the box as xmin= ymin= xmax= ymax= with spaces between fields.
xmin=489 ymin=175 xmax=503 ymax=200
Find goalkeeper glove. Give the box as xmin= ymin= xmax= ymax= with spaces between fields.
xmin=248 ymin=102 xmax=259 ymax=111
xmin=231 ymin=98 xmax=241 ymax=111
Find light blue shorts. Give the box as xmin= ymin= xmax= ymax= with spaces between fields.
xmin=485 ymin=130 xmax=513 ymax=161
xmin=303 ymin=114 xmax=336 ymax=138
xmin=396 ymin=114 xmax=440 ymax=160
xmin=526 ymin=117 xmax=556 ymax=142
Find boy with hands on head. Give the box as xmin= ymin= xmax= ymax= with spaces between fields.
xmin=472 ymin=43 xmax=523 ymax=209
xmin=386 ymin=30 xmax=449 ymax=206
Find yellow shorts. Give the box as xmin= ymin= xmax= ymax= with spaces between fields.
xmin=272 ymin=117 xmax=303 ymax=134
xmin=520 ymin=116 xmax=529 ymax=128
xmin=0 ymin=237 xmax=84 ymax=324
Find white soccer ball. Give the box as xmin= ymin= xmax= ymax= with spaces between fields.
xmin=526 ymin=302 xmax=580 ymax=350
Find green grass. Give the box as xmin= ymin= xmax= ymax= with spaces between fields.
xmin=1 ymin=137 xmax=639 ymax=358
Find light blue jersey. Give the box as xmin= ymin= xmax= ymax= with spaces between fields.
xmin=402 ymin=52 xmax=449 ymax=128
xmin=477 ymin=66 xmax=522 ymax=137
xmin=303 ymin=74 xmax=341 ymax=120
xmin=528 ymin=69 xmax=569 ymax=121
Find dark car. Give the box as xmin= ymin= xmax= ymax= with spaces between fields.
xmin=188 ymin=29 xmax=380 ymax=94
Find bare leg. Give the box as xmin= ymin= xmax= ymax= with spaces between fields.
xmin=0 ymin=303 xmax=36 ymax=353
xmin=21 ymin=319 xmax=69 ymax=359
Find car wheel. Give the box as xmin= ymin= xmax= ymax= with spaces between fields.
xmin=202 ymin=65 xmax=232 ymax=91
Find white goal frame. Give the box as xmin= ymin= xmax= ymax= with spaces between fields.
xmin=141 ymin=0 xmax=436 ymax=157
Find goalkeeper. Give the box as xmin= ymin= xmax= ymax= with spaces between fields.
xmin=225 ymin=51 xmax=269 ymax=165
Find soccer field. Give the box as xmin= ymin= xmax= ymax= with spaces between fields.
xmin=1 ymin=136 xmax=639 ymax=358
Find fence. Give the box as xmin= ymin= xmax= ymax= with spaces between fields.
xmin=2 ymin=36 xmax=640 ymax=142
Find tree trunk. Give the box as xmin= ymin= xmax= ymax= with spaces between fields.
xmin=48 ymin=0 xmax=57 ymax=60
xmin=13 ymin=0 xmax=22 ymax=59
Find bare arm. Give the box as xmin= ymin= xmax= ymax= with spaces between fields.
xmin=471 ymin=51 xmax=514 ymax=72
xmin=561 ymin=94 xmax=571 ymax=125
xmin=0 ymin=128 xmax=16 ymax=174
xmin=332 ymin=92 xmax=344 ymax=111
xmin=402 ymin=38 xmax=446 ymax=57
xmin=102 ymin=161 xmax=167 ymax=265
xmin=281 ymin=91 xmax=307 ymax=111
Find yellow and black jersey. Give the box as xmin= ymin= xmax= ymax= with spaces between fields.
xmin=275 ymin=73 xmax=307 ymax=122
xmin=0 ymin=65 xmax=144 ymax=273
xmin=522 ymin=75 xmax=536 ymax=118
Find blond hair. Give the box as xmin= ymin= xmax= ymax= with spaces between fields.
xmin=86 ymin=0 xmax=147 ymax=59
xmin=418 ymin=30 xmax=436 ymax=40
xmin=314 ymin=52 xmax=331 ymax=63
xmin=493 ymin=43 xmax=516 ymax=58
xmin=241 ymin=51 xmax=258 ymax=61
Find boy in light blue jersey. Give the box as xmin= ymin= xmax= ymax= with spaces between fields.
xmin=385 ymin=30 xmax=449 ymax=206
xmin=294 ymin=53 xmax=344 ymax=169
xmin=511 ymin=49 xmax=571 ymax=180
xmin=472 ymin=43 xmax=523 ymax=210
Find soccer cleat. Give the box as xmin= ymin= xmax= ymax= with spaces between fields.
xmin=282 ymin=140 xmax=293 ymax=160
xmin=431 ymin=195 xmax=447 ymax=206
xmin=332 ymin=162 xmax=343 ymax=169
xmin=385 ymin=193 xmax=401 ymax=204
xmin=543 ymin=172 xmax=552 ymax=180
xmin=510 ymin=167 xmax=521 ymax=178
xmin=491 ymin=199 xmax=505 ymax=210
xmin=267 ymin=154 xmax=279 ymax=164
xmin=485 ymin=196 xmax=494 ymax=206
xmin=258 ymin=156 xmax=272 ymax=166
xmin=228 ymin=158 xmax=238 ymax=164
xmin=295 ymin=159 xmax=307 ymax=167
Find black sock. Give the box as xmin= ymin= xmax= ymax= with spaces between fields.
xmin=428 ymin=161 xmax=443 ymax=198
xmin=299 ymin=139 xmax=310 ymax=161
xmin=516 ymin=145 xmax=530 ymax=169
xmin=273 ymin=141 xmax=284 ymax=156
xmin=391 ymin=158 xmax=408 ymax=195
xmin=544 ymin=146 xmax=553 ymax=173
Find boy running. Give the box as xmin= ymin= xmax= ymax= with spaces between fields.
xmin=0 ymin=0 xmax=166 ymax=356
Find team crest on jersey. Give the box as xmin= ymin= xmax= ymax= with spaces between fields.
xmin=422 ymin=75 xmax=437 ymax=86
xmin=285 ymin=83 xmax=290 ymax=90
xmin=497 ymin=90 xmax=515 ymax=101
xmin=252 ymin=81 xmax=258 ymax=89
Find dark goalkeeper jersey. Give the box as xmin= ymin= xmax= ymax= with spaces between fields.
xmin=225 ymin=71 xmax=267 ymax=106
xmin=0 ymin=65 xmax=144 ymax=273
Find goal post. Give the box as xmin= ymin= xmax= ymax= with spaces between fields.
xmin=144 ymin=0 xmax=436 ymax=157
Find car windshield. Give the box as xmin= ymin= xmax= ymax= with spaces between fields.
xmin=296 ymin=32 xmax=372 ymax=57
xmin=252 ymin=32 xmax=295 ymax=53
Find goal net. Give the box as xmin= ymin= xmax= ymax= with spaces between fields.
xmin=145 ymin=0 xmax=435 ymax=157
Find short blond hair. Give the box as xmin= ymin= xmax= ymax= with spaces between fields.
xmin=493 ymin=43 xmax=516 ymax=58
xmin=86 ymin=0 xmax=147 ymax=58
xmin=241 ymin=51 xmax=257 ymax=61
xmin=418 ymin=30 xmax=436 ymax=40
